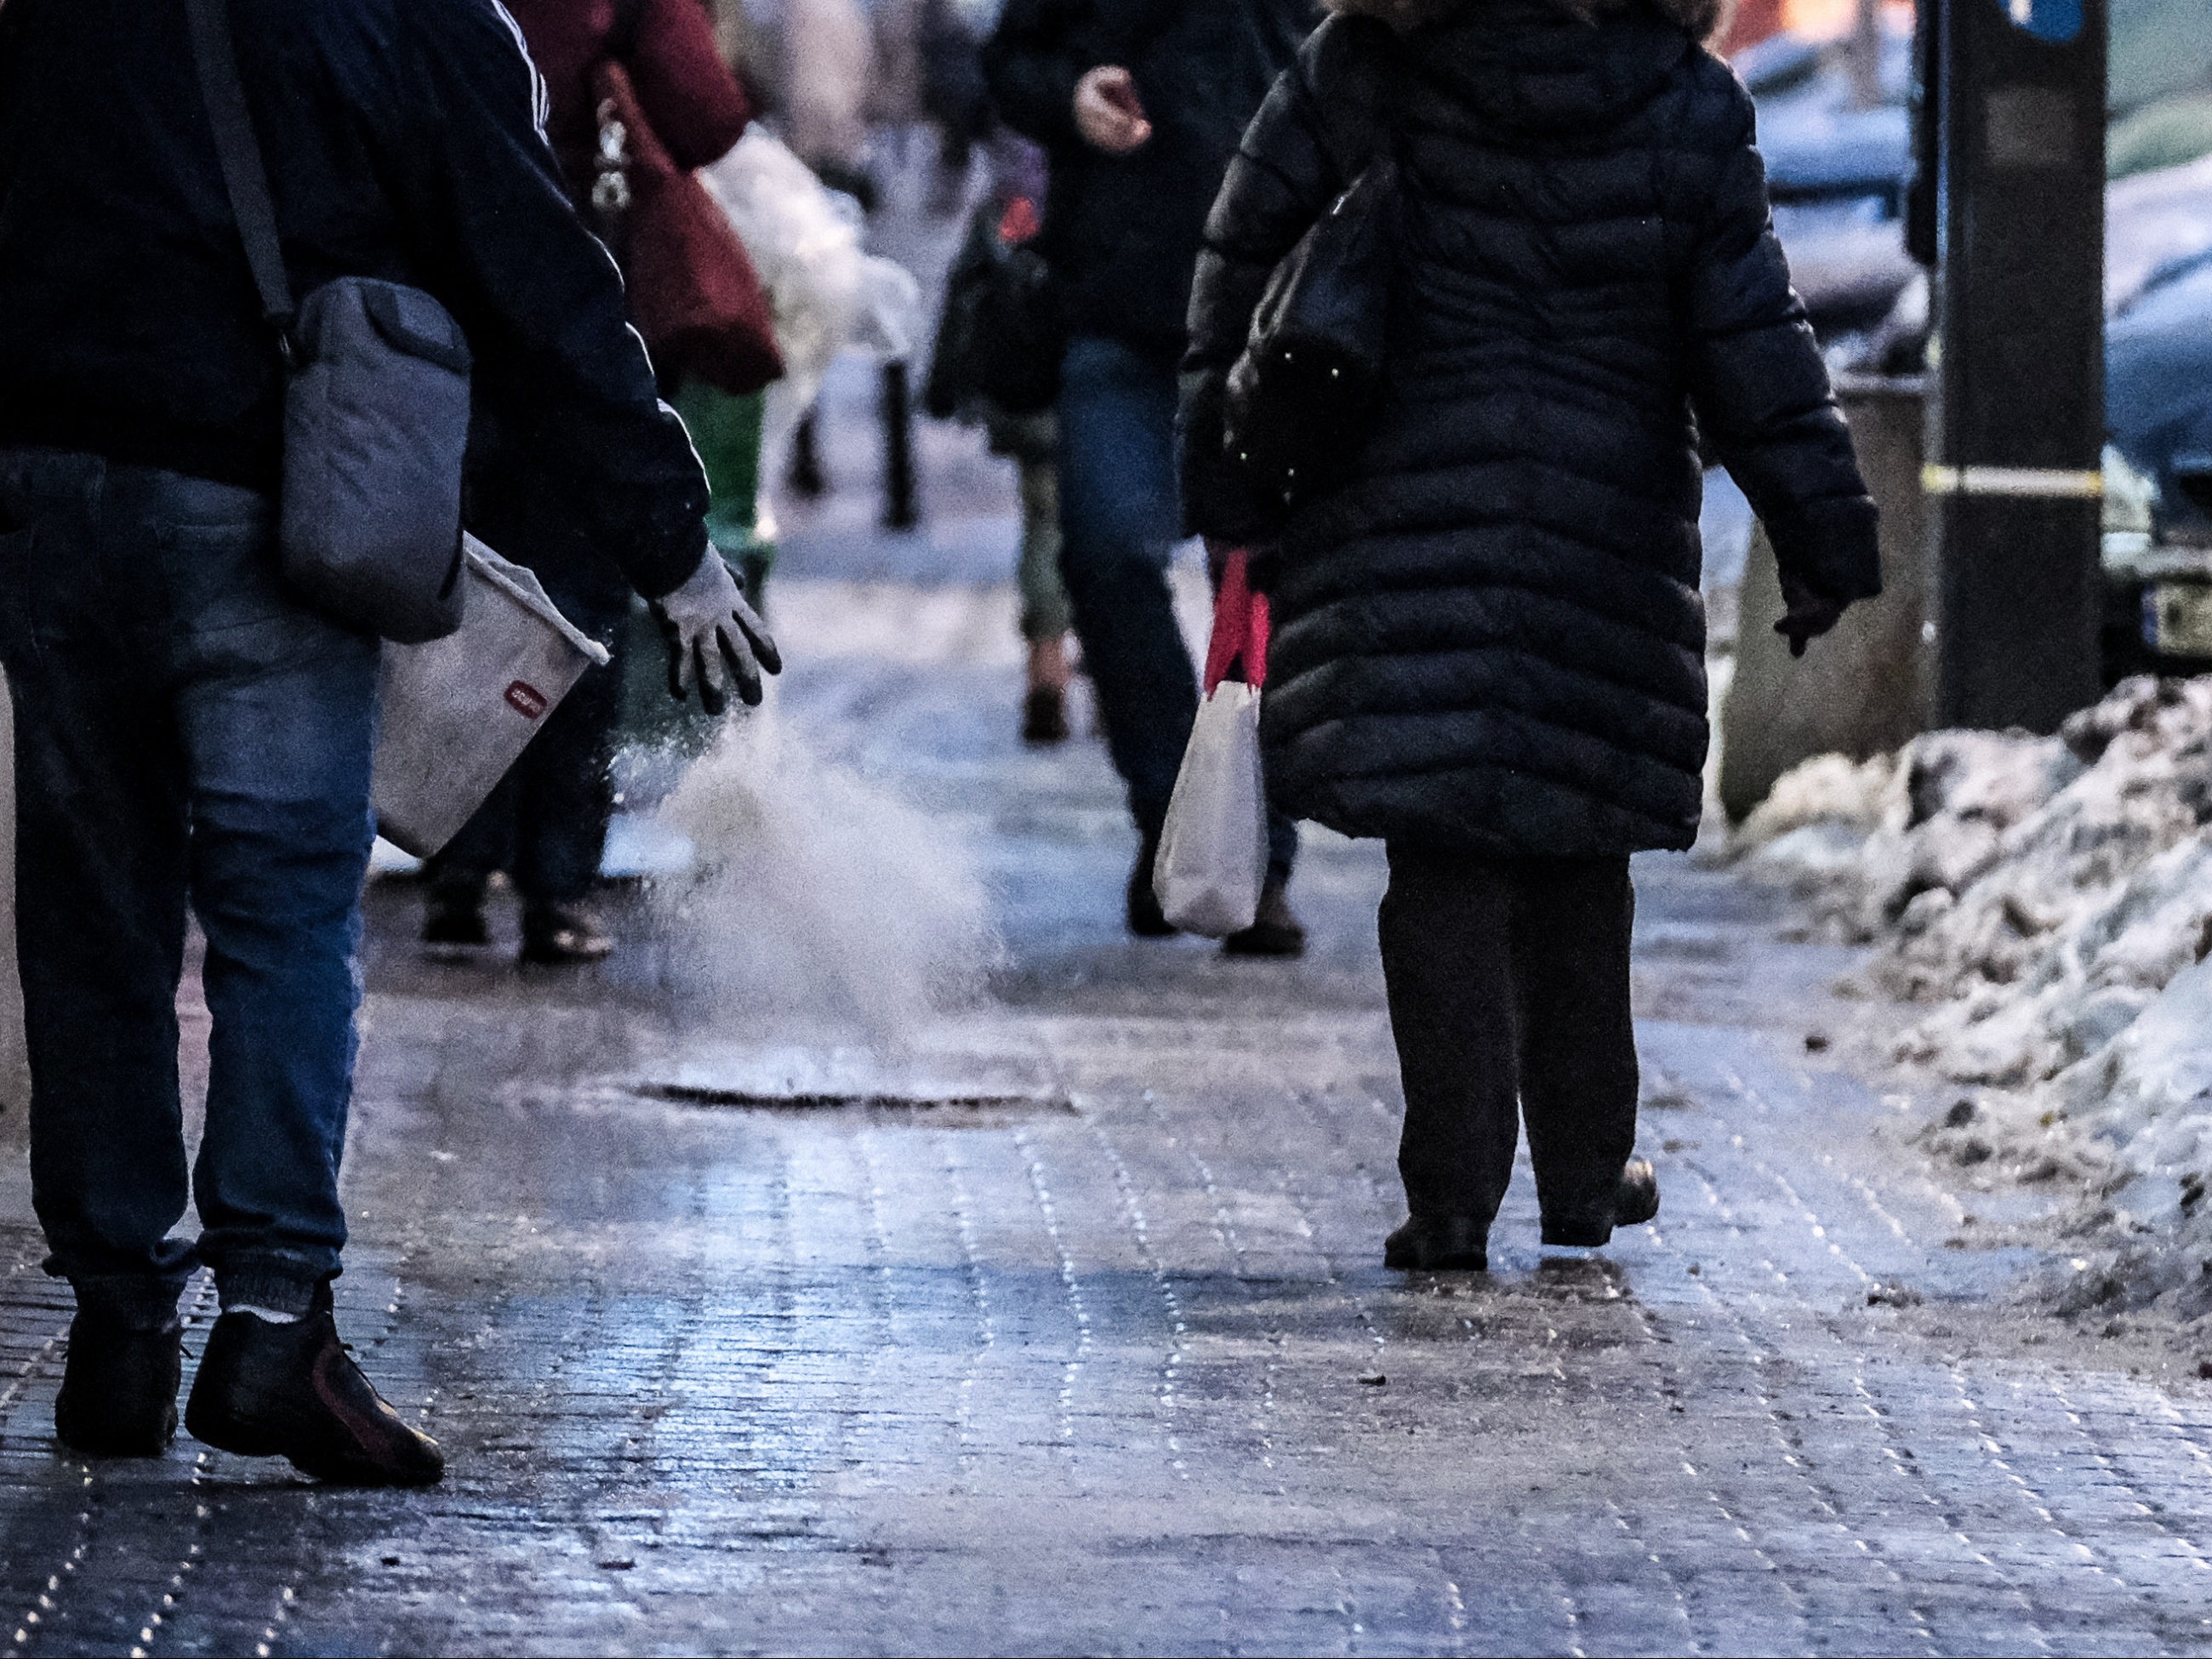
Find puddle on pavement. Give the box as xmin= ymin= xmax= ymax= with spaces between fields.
xmin=633 ymin=1043 xmax=1069 ymax=1115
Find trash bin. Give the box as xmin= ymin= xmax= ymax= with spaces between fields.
xmin=372 ymin=534 xmax=613 ymax=858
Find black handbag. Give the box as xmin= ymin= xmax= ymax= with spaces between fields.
xmin=1222 ymin=156 xmax=1400 ymax=507
xmin=926 ymin=202 xmax=1061 ymax=419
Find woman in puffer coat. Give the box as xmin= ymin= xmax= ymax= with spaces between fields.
xmin=1179 ymin=0 xmax=1879 ymax=1268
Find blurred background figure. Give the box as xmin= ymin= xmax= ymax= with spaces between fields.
xmin=427 ymin=0 xmax=760 ymax=966
xmin=916 ymin=0 xmax=1000 ymax=214
xmin=983 ymin=0 xmax=1313 ymax=955
xmin=779 ymin=0 xmax=880 ymax=205
xmin=926 ymin=124 xmax=1077 ymax=744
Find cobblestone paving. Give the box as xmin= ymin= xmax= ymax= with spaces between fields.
xmin=6 ymin=359 xmax=2212 ymax=1654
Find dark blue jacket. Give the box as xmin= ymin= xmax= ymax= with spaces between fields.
xmin=983 ymin=0 xmax=1320 ymax=354
xmin=0 ymin=0 xmax=708 ymax=596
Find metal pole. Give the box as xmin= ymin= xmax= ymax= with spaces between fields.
xmin=1921 ymin=0 xmax=2107 ymax=733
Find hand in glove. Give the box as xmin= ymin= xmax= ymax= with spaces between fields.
xmin=651 ymin=550 xmax=782 ymax=714
xmin=1774 ymin=574 xmax=1847 ymax=659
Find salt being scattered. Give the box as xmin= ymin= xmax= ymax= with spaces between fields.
xmin=646 ymin=709 xmax=1000 ymax=1047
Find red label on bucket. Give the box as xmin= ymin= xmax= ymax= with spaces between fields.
xmin=505 ymin=681 xmax=548 ymax=719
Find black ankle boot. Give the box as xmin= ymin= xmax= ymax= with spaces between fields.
xmin=54 ymin=1314 xmax=182 ymax=1457
xmin=1384 ymin=1216 xmax=1489 ymax=1271
xmin=1542 ymin=1158 xmax=1662 ymax=1246
xmin=1221 ymin=875 xmax=1307 ymax=958
xmin=422 ymin=887 xmax=489 ymax=947
xmin=1126 ymin=835 xmax=1178 ymax=938
xmin=520 ymin=903 xmax=613 ymax=965
xmin=185 ymin=1289 xmax=443 ymax=1486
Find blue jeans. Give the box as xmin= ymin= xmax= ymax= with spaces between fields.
xmin=1057 ymin=335 xmax=1297 ymax=875
xmin=0 ymin=449 xmax=379 ymax=1324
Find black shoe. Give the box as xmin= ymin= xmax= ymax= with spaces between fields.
xmin=1222 ymin=876 xmax=1307 ymax=958
xmin=1126 ymin=836 xmax=1178 ymax=938
xmin=422 ymin=890 xmax=489 ymax=948
xmin=1615 ymin=1157 xmax=1661 ymax=1226
xmin=185 ymin=1293 xmax=443 ymax=1487
xmin=1384 ymin=1216 xmax=1489 ymax=1271
xmin=520 ymin=904 xmax=613 ymax=965
xmin=1542 ymin=1158 xmax=1662 ymax=1246
xmin=1022 ymin=684 xmax=1069 ymax=745
xmin=54 ymin=1314 xmax=182 ymax=1457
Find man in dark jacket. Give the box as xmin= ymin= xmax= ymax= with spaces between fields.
xmin=1180 ymin=0 xmax=1878 ymax=1268
xmin=984 ymin=0 xmax=1316 ymax=950
xmin=0 ymin=0 xmax=774 ymax=1481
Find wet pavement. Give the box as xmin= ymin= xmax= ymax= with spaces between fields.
xmin=11 ymin=282 xmax=2212 ymax=1658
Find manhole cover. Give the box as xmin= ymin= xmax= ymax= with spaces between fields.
xmin=636 ymin=1045 xmax=1067 ymax=1112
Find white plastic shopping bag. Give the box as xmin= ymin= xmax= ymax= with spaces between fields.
xmin=1154 ymin=548 xmax=1272 ymax=936
xmin=1154 ymin=680 xmax=1268 ymax=936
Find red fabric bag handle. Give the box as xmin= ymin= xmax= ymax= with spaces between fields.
xmin=1203 ymin=548 xmax=1271 ymax=693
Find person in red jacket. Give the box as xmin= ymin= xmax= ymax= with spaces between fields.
xmin=508 ymin=0 xmax=755 ymax=193
xmin=425 ymin=0 xmax=758 ymax=965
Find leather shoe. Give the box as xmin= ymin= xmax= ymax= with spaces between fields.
xmin=1126 ymin=836 xmax=1178 ymax=938
xmin=520 ymin=903 xmax=613 ymax=965
xmin=1384 ymin=1216 xmax=1488 ymax=1271
xmin=1222 ymin=876 xmax=1306 ymax=958
xmin=423 ymin=890 xmax=489 ymax=948
xmin=185 ymin=1289 xmax=443 ymax=1486
xmin=54 ymin=1314 xmax=182 ymax=1457
xmin=1542 ymin=1158 xmax=1662 ymax=1246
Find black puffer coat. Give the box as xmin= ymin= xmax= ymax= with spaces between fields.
xmin=1179 ymin=0 xmax=1879 ymax=855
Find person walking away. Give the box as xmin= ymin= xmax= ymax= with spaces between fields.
xmin=1179 ymin=0 xmax=1878 ymax=1266
xmin=924 ymin=126 xmax=1080 ymax=743
xmin=424 ymin=0 xmax=759 ymax=966
xmin=0 ymin=0 xmax=776 ymax=1479
xmin=984 ymin=0 xmax=1314 ymax=955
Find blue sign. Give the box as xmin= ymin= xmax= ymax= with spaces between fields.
xmin=1999 ymin=0 xmax=2084 ymax=43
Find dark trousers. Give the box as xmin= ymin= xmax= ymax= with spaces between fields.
xmin=0 ymin=449 xmax=380 ymax=1323
xmin=1377 ymin=843 xmax=1639 ymax=1244
xmin=425 ymin=524 xmax=630 ymax=909
xmin=1057 ymin=334 xmax=1297 ymax=878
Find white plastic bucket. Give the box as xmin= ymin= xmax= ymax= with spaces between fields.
xmin=371 ymin=533 xmax=613 ymax=858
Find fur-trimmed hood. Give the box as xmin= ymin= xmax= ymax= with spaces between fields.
xmin=1324 ymin=0 xmax=1730 ymax=43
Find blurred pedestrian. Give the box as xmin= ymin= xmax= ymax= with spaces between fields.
xmin=0 ymin=0 xmax=772 ymax=1478
xmin=1181 ymin=0 xmax=1879 ymax=1268
xmin=425 ymin=0 xmax=761 ymax=966
xmin=984 ymin=0 xmax=1314 ymax=954
xmin=917 ymin=0 xmax=999 ymax=214
xmin=926 ymin=135 xmax=1079 ymax=743
xmin=784 ymin=0 xmax=881 ymax=206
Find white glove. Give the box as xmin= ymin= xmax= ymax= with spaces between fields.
xmin=650 ymin=550 xmax=782 ymax=715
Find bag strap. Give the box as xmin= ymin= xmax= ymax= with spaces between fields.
xmin=184 ymin=0 xmax=299 ymax=368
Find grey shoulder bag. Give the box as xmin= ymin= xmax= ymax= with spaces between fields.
xmin=185 ymin=0 xmax=470 ymax=644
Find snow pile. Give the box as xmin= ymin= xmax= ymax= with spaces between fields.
xmin=1740 ymin=677 xmax=2212 ymax=1312
xmin=647 ymin=707 xmax=1000 ymax=1046
xmin=1746 ymin=677 xmax=2212 ymax=1084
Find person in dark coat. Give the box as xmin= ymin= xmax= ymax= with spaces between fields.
xmin=984 ymin=0 xmax=1318 ymax=954
xmin=1180 ymin=0 xmax=1879 ymax=1267
xmin=0 ymin=0 xmax=773 ymax=1479
xmin=425 ymin=0 xmax=758 ymax=966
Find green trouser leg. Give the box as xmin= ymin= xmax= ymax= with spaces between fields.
xmin=672 ymin=381 xmax=772 ymax=609
xmin=1016 ymin=456 xmax=1074 ymax=642
xmin=630 ymin=382 xmax=772 ymax=756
